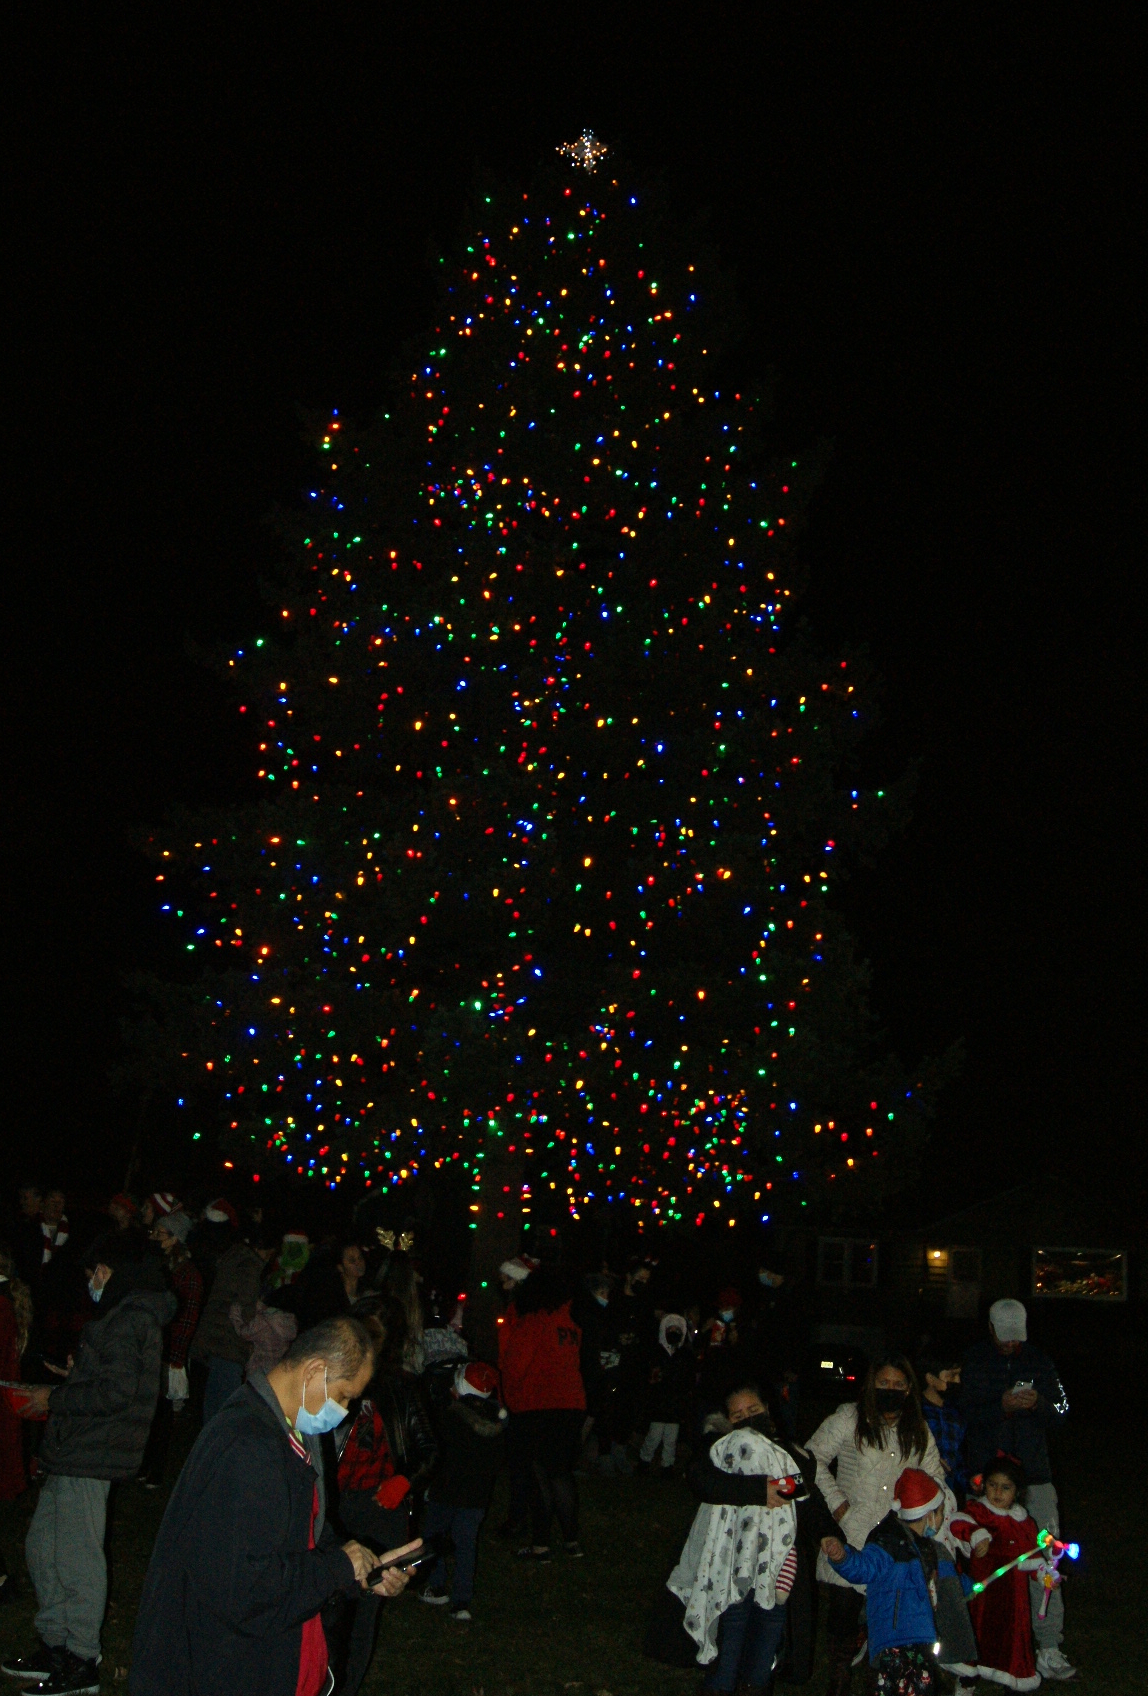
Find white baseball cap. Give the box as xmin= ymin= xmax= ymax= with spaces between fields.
xmin=989 ymin=1297 xmax=1027 ymax=1342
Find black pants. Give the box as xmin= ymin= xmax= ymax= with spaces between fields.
xmin=327 ymin=1491 xmax=410 ymax=1696
xmin=504 ymin=1413 xmax=533 ymax=1531
xmin=823 ymin=1582 xmax=865 ymax=1666
xmin=139 ymin=1394 xmax=173 ymax=1484
xmin=517 ymin=1409 xmax=581 ymax=1547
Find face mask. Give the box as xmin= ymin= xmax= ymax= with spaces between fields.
xmin=758 ymin=1271 xmax=778 ymax=1287
xmin=921 ymin=1523 xmax=937 ymax=1538
xmin=593 ymin=1294 xmax=608 ymax=1307
xmin=875 ymin=1387 xmax=908 ymax=1414
xmin=719 ymin=1309 xmax=735 ymax=1323
xmin=666 ymin=1331 xmax=685 ymax=1350
xmin=746 ymin=1412 xmax=775 ymax=1437
xmin=88 ymin=1278 xmax=104 ymax=1303
xmin=296 ymin=1368 xmax=348 ymax=1436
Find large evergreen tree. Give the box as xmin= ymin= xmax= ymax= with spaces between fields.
xmin=140 ymin=143 xmax=940 ymax=1245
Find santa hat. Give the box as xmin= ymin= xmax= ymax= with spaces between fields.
xmin=204 ymin=1197 xmax=238 ymax=1228
xmin=148 ymin=1191 xmax=180 ymax=1218
xmin=455 ymin=1360 xmax=500 ymax=1399
xmin=108 ymin=1193 xmax=137 ymax=1217
xmin=893 ymin=1467 xmax=945 ymax=1521
xmin=499 ymin=1254 xmax=540 ymax=1283
xmin=716 ymin=1286 xmax=742 ymax=1311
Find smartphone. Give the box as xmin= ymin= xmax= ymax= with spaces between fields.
xmin=1011 ymin=1380 xmax=1034 ymax=1394
xmin=364 ymin=1542 xmax=430 ymax=1586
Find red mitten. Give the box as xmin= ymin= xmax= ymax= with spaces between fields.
xmin=375 ymin=1474 xmax=411 ymax=1510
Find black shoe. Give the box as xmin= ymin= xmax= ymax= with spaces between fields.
xmin=2 ymin=1644 xmax=64 ymax=1681
xmin=24 ymin=1655 xmax=100 ymax=1695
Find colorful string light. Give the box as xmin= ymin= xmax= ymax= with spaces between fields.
xmin=148 ymin=163 xmax=930 ymax=1230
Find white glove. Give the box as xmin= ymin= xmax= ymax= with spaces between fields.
xmin=167 ymin=1365 xmax=189 ymax=1404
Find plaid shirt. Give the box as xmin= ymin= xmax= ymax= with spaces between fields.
xmin=167 ymin=1257 xmax=204 ymax=1369
xmin=923 ymin=1399 xmax=967 ymax=1495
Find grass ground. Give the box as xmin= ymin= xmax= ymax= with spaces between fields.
xmin=0 ymin=1414 xmax=1138 ymax=1694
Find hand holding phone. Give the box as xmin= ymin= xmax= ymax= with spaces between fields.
xmin=364 ymin=1539 xmax=429 ymax=1588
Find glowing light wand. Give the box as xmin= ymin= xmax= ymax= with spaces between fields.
xmin=969 ymin=1527 xmax=1080 ymax=1600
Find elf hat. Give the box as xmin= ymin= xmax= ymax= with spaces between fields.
xmin=499 ymin=1254 xmax=540 ymax=1283
xmin=455 ymin=1360 xmax=501 ymax=1400
xmin=148 ymin=1191 xmax=180 ymax=1217
xmin=893 ymin=1467 xmax=945 ymax=1521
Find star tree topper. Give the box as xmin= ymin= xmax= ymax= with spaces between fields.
xmin=557 ymin=129 xmax=608 ymax=172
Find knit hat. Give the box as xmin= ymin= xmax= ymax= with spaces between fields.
xmin=148 ymin=1191 xmax=180 ymax=1218
xmin=203 ymin=1198 xmax=238 ymax=1228
xmin=499 ymin=1254 xmax=540 ymax=1283
xmin=455 ymin=1361 xmax=501 ymax=1399
xmin=989 ymin=1297 xmax=1027 ymax=1342
xmin=108 ymin=1193 xmax=137 ymax=1217
xmin=893 ymin=1467 xmax=945 ymax=1521
xmin=160 ymin=1210 xmax=192 ymax=1244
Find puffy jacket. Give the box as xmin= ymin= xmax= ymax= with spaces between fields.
xmin=807 ymin=1402 xmax=948 ymax=1589
xmin=191 ymin=1241 xmax=264 ymax=1365
xmin=426 ymin=1395 xmax=507 ymax=1509
xmin=39 ymin=1271 xmax=175 ymax=1481
xmin=830 ymin=1515 xmax=961 ymax=1660
xmin=499 ymin=1301 xmax=585 ymax=1413
xmin=960 ymin=1339 xmax=1067 ymax=1486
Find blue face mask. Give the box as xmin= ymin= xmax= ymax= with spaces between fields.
xmin=296 ymin=1368 xmax=348 ymax=1436
xmin=593 ymin=1294 xmax=608 ymax=1307
xmin=88 ymin=1278 xmax=104 ymax=1303
xmin=719 ymin=1309 xmax=735 ymax=1323
xmin=922 ymin=1524 xmax=937 ymax=1539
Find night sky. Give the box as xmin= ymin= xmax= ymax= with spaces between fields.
xmin=7 ymin=10 xmax=1134 ymax=1201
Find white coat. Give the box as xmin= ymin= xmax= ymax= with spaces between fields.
xmin=806 ymin=1401 xmax=950 ymax=1587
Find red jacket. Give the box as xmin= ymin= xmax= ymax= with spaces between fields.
xmin=499 ymin=1301 xmax=585 ymax=1413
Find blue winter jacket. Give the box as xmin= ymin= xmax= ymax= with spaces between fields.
xmin=829 ymin=1516 xmax=958 ymax=1661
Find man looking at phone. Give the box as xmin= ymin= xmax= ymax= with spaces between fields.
xmin=962 ymin=1299 xmax=1077 ymax=1682
xmin=129 ymin=1317 xmax=420 ymax=1696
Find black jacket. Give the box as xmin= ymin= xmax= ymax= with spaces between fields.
xmin=39 ymin=1267 xmax=174 ymax=1481
xmin=130 ymin=1374 xmax=357 ymax=1696
xmin=646 ymin=1342 xmax=695 ymax=1424
xmin=191 ymin=1241 xmax=264 ymax=1365
xmin=426 ymin=1395 xmax=507 ymax=1509
xmin=372 ymin=1368 xmax=439 ymax=1491
xmin=961 ymin=1338 xmax=1068 ymax=1485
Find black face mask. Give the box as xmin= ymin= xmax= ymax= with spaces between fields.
xmin=746 ymin=1412 xmax=776 ymax=1438
xmin=875 ymin=1387 xmax=909 ymax=1415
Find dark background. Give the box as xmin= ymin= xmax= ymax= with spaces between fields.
xmin=6 ymin=7 xmax=1136 ymax=1202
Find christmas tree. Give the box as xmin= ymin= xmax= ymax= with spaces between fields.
xmin=140 ymin=138 xmax=941 ymax=1247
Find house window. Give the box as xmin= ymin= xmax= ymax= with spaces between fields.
xmin=1033 ymin=1247 xmax=1126 ymax=1301
xmin=818 ymin=1238 xmax=879 ymax=1288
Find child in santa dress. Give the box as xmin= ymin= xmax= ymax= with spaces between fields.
xmin=950 ymin=1457 xmax=1042 ymax=1691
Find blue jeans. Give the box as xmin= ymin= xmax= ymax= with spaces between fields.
xmin=704 ymin=1596 xmax=787 ymax=1694
xmin=422 ymin=1503 xmax=485 ymax=1607
xmin=203 ymin=1357 xmax=245 ymax=1424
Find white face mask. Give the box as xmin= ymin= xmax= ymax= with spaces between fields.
xmin=88 ymin=1277 xmax=105 ymax=1303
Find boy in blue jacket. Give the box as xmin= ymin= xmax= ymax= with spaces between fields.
xmin=821 ymin=1467 xmax=976 ymax=1695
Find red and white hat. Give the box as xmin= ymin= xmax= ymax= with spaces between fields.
xmin=455 ymin=1360 xmax=501 ymax=1399
xmin=203 ymin=1197 xmax=238 ymax=1228
xmin=148 ymin=1192 xmax=180 ymax=1218
xmin=893 ymin=1467 xmax=945 ymax=1521
xmin=499 ymin=1254 xmax=540 ymax=1283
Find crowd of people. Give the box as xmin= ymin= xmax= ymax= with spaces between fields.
xmin=0 ymin=1180 xmax=1079 ymax=1695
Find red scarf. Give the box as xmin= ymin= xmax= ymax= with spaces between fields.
xmin=286 ymin=1426 xmax=328 ymax=1696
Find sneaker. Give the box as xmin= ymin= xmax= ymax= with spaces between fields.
xmin=564 ymin=1540 xmax=585 ymax=1559
xmin=514 ymin=1545 xmax=552 ymax=1562
xmin=448 ymin=1606 xmax=472 ymax=1622
xmin=419 ymin=1586 xmax=449 ymax=1606
xmin=1036 ymin=1646 xmax=1080 ymax=1681
xmin=24 ymin=1656 xmax=100 ymax=1695
xmin=2 ymin=1646 xmax=63 ymax=1682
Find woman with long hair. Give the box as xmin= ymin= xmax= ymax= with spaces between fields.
xmin=807 ymin=1354 xmax=949 ymax=1696
xmin=380 ymin=1255 xmax=426 ymax=1376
